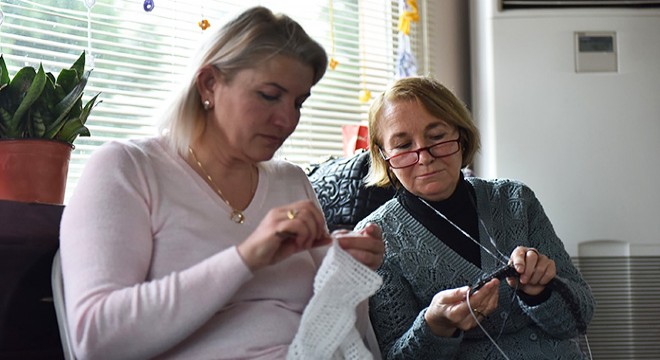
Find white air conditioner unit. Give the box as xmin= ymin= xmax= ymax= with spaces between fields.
xmin=500 ymin=0 xmax=660 ymax=10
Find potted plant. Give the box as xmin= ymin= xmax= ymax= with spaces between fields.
xmin=0 ymin=51 xmax=100 ymax=204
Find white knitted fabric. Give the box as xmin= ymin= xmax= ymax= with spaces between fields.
xmin=287 ymin=239 xmax=383 ymax=360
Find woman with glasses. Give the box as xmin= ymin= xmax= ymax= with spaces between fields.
xmin=59 ymin=6 xmax=384 ymax=359
xmin=354 ymin=76 xmax=594 ymax=359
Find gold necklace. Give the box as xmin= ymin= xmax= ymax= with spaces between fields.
xmin=188 ymin=147 xmax=253 ymax=224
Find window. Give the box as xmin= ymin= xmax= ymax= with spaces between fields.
xmin=0 ymin=0 xmax=431 ymax=200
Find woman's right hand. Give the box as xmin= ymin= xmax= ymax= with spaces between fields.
xmin=423 ymin=279 xmax=500 ymax=337
xmin=237 ymin=199 xmax=331 ymax=271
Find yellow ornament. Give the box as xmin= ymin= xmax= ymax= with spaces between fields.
xmin=198 ymin=19 xmax=211 ymax=30
xmin=359 ymin=89 xmax=371 ymax=104
xmin=329 ymin=58 xmax=339 ymax=70
xmin=398 ymin=0 xmax=419 ymax=35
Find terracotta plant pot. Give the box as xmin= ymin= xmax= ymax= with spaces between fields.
xmin=0 ymin=139 xmax=73 ymax=205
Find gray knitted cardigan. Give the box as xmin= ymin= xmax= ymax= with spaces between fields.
xmin=355 ymin=177 xmax=595 ymax=360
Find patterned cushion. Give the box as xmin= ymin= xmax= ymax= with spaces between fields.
xmin=307 ymin=150 xmax=395 ymax=231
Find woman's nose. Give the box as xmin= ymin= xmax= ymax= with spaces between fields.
xmin=273 ymin=104 xmax=300 ymax=129
xmin=417 ymin=146 xmax=435 ymax=165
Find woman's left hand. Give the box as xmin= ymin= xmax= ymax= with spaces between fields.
xmin=332 ymin=223 xmax=384 ymax=270
xmin=508 ymin=246 xmax=556 ymax=296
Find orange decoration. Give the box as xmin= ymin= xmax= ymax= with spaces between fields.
xmin=198 ymin=19 xmax=211 ymax=30
xmin=329 ymin=58 xmax=339 ymax=70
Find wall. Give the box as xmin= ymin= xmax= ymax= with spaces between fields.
xmin=425 ymin=0 xmax=471 ymax=105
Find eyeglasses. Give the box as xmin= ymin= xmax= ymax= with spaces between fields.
xmin=380 ymin=139 xmax=461 ymax=169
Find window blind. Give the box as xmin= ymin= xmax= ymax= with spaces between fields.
xmin=0 ymin=0 xmax=430 ymax=201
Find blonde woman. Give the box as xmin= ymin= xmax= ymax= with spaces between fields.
xmin=60 ymin=7 xmax=383 ymax=359
xmin=356 ymin=76 xmax=594 ymax=359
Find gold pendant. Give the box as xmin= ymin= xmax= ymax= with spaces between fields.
xmin=230 ymin=210 xmax=245 ymax=224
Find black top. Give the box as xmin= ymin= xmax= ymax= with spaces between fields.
xmin=397 ymin=173 xmax=482 ymax=267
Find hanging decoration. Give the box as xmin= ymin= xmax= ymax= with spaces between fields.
xmin=327 ymin=0 xmax=338 ymax=70
xmin=396 ymin=0 xmax=419 ymax=79
xmin=143 ymin=0 xmax=155 ymax=12
xmin=198 ymin=2 xmax=210 ymax=30
xmin=83 ymin=0 xmax=96 ymax=69
xmin=198 ymin=19 xmax=210 ymax=30
xmin=357 ymin=1 xmax=370 ymax=104
xmin=358 ymin=88 xmax=371 ymax=104
xmin=397 ymin=0 xmax=418 ymax=36
xmin=329 ymin=57 xmax=339 ymax=71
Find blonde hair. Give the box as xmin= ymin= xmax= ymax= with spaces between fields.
xmin=159 ymin=6 xmax=328 ymax=155
xmin=365 ymin=76 xmax=481 ymax=188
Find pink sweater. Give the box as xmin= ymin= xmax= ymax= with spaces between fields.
xmin=59 ymin=137 xmax=334 ymax=359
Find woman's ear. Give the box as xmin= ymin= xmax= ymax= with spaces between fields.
xmin=195 ymin=65 xmax=219 ymax=102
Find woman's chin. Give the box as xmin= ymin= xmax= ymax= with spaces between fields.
xmin=416 ymin=185 xmax=453 ymax=202
xmin=251 ymin=149 xmax=278 ymax=162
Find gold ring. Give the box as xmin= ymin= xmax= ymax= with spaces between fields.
xmin=472 ymin=308 xmax=486 ymax=318
xmin=287 ymin=209 xmax=297 ymax=220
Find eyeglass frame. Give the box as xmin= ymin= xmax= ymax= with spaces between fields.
xmin=379 ymin=138 xmax=462 ymax=169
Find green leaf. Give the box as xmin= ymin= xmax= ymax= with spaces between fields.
xmin=29 ymin=109 xmax=47 ymax=137
xmin=35 ymin=75 xmax=57 ymax=129
xmin=0 ymin=88 xmax=8 ymax=120
xmin=79 ymin=93 xmax=100 ymax=126
xmin=56 ymin=93 xmax=99 ymax=142
xmin=11 ymin=64 xmax=47 ymax=132
xmin=51 ymin=78 xmax=66 ymax=112
xmin=57 ymin=117 xmax=90 ymax=143
xmin=55 ymin=69 xmax=90 ymax=117
xmin=44 ymin=69 xmax=90 ymax=138
xmin=56 ymin=68 xmax=78 ymax=94
xmin=69 ymin=52 xmax=86 ymax=80
xmin=0 ymin=107 xmax=9 ymax=137
xmin=0 ymin=56 xmax=9 ymax=88
xmin=35 ymin=103 xmax=55 ymax=134
xmin=4 ymin=66 xmax=36 ymax=116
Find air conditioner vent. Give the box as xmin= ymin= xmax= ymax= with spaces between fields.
xmin=501 ymin=0 xmax=660 ymax=10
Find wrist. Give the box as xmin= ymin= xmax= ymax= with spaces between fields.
xmin=236 ymin=243 xmax=260 ymax=271
xmin=424 ymin=311 xmax=458 ymax=337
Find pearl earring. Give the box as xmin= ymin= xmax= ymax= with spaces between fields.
xmin=202 ymin=100 xmax=211 ymax=110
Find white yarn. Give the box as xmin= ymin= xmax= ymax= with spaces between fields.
xmin=287 ymin=239 xmax=383 ymax=360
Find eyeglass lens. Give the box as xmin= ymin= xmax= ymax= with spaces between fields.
xmin=388 ymin=140 xmax=459 ymax=168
